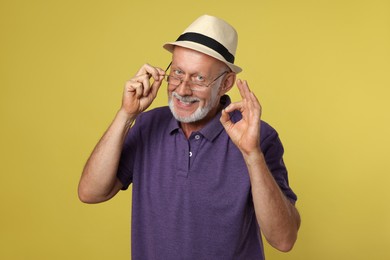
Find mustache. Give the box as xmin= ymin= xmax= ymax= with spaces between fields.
xmin=172 ymin=92 xmax=200 ymax=103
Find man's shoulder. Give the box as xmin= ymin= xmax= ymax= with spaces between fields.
xmin=260 ymin=120 xmax=277 ymax=134
xmin=136 ymin=106 xmax=173 ymax=127
xmin=260 ymin=120 xmax=281 ymax=142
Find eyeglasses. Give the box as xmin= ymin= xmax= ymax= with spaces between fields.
xmin=164 ymin=62 xmax=228 ymax=91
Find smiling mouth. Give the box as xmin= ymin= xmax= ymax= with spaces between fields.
xmin=177 ymin=98 xmax=198 ymax=106
xmin=172 ymin=92 xmax=200 ymax=106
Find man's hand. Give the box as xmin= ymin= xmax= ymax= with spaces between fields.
xmin=121 ymin=64 xmax=165 ymax=119
xmin=220 ymin=79 xmax=262 ymax=156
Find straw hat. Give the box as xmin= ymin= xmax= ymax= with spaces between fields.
xmin=163 ymin=15 xmax=242 ymax=73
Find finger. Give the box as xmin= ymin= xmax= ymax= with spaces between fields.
xmin=145 ymin=70 xmax=166 ymax=97
xmin=156 ymin=67 xmax=166 ymax=77
xmin=137 ymin=64 xmax=166 ymax=81
xmin=220 ymin=109 xmax=229 ymax=124
xmin=131 ymin=81 xmax=143 ymax=98
xmin=220 ymin=109 xmax=234 ymax=130
xmin=224 ymin=101 xmax=244 ymax=113
xmin=236 ymin=79 xmax=247 ymax=100
xmin=131 ymin=73 xmax=153 ymax=97
xmin=250 ymin=92 xmax=262 ymax=118
xmin=135 ymin=65 xmax=166 ymax=96
xmin=149 ymin=75 xmax=164 ymax=98
xmin=135 ymin=63 xmax=153 ymax=76
xmin=237 ymin=80 xmax=261 ymax=112
xmin=140 ymin=77 xmax=152 ymax=96
xmin=249 ymin=91 xmax=261 ymax=110
xmin=237 ymin=79 xmax=253 ymax=101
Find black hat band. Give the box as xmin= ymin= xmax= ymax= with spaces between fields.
xmin=176 ymin=32 xmax=235 ymax=64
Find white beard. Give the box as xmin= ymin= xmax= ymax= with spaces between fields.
xmin=168 ymin=88 xmax=220 ymax=123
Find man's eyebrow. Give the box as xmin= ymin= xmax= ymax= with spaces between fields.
xmin=170 ymin=64 xmax=209 ymax=78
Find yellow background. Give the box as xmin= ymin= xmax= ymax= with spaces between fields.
xmin=1 ymin=0 xmax=389 ymax=259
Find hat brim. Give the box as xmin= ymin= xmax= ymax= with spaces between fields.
xmin=163 ymin=41 xmax=242 ymax=74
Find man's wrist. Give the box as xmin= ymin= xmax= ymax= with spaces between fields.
xmin=116 ymin=109 xmax=137 ymax=130
xmin=242 ymin=149 xmax=265 ymax=167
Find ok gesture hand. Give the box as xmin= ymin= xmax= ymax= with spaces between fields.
xmin=220 ymin=79 xmax=262 ymax=156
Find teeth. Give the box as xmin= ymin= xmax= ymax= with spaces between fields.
xmin=173 ymin=92 xmax=199 ymax=105
xmin=179 ymin=100 xmax=192 ymax=105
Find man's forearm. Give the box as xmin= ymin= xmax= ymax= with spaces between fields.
xmin=78 ymin=110 xmax=135 ymax=203
xmin=244 ymin=151 xmax=300 ymax=252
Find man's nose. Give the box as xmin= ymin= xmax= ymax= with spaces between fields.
xmin=175 ymin=78 xmax=193 ymax=96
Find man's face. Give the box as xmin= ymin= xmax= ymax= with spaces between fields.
xmin=167 ymin=46 xmax=227 ymax=123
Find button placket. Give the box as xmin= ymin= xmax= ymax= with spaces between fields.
xmin=175 ymin=132 xmax=190 ymax=178
xmin=188 ymin=133 xmax=202 ymax=168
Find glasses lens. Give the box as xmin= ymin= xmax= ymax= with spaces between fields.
xmin=166 ymin=75 xmax=180 ymax=86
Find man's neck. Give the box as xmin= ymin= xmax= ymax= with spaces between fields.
xmin=180 ymin=103 xmax=223 ymax=139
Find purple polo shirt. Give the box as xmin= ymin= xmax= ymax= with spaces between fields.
xmin=117 ymin=95 xmax=297 ymax=260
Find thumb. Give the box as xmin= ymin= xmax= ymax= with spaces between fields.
xmin=220 ymin=109 xmax=234 ymax=131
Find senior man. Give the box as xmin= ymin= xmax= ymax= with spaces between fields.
xmin=79 ymin=14 xmax=300 ymax=259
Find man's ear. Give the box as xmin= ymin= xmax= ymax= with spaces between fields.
xmin=219 ymin=72 xmax=236 ymax=95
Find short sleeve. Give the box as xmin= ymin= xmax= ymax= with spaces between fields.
xmin=116 ymin=115 xmax=143 ymax=190
xmin=260 ymin=121 xmax=297 ymax=204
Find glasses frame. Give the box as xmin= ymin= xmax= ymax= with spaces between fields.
xmin=164 ymin=62 xmax=228 ymax=90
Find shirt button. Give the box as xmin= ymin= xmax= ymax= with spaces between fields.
xmin=189 ymin=151 xmax=193 ymax=157
xmin=195 ymin=135 xmax=200 ymax=140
